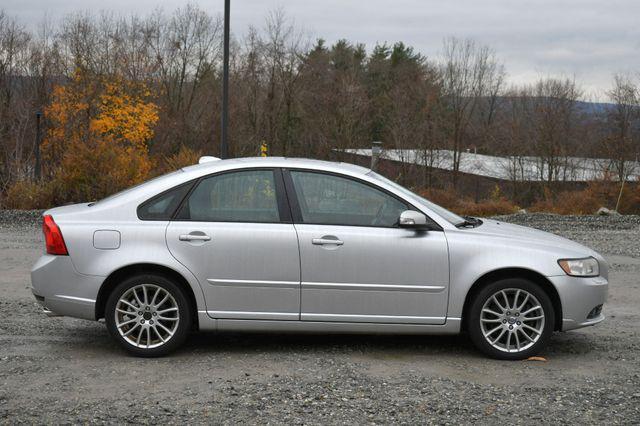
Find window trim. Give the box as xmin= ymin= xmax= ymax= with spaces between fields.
xmin=282 ymin=168 xmax=442 ymax=231
xmin=137 ymin=180 xmax=197 ymax=221
xmin=169 ymin=167 xmax=292 ymax=224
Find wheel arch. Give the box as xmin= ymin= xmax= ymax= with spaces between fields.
xmin=461 ymin=267 xmax=563 ymax=331
xmin=95 ymin=263 xmax=199 ymax=330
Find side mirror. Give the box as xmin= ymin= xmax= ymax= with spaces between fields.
xmin=398 ymin=210 xmax=429 ymax=229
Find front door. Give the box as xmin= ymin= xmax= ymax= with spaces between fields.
xmin=285 ymin=170 xmax=449 ymax=324
xmin=166 ymin=169 xmax=301 ymax=320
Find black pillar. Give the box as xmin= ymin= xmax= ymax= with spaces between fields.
xmin=220 ymin=0 xmax=230 ymax=159
xmin=35 ymin=111 xmax=42 ymax=180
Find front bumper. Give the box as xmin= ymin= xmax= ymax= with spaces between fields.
xmin=30 ymin=255 xmax=104 ymax=320
xmin=548 ymin=274 xmax=608 ymax=331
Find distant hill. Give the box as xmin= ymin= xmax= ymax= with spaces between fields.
xmin=574 ymin=101 xmax=617 ymax=115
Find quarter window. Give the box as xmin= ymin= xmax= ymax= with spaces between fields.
xmin=290 ymin=171 xmax=408 ymax=227
xmin=176 ymin=170 xmax=280 ymax=223
xmin=138 ymin=182 xmax=193 ymax=220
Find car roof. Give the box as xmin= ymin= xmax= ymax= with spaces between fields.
xmin=181 ymin=156 xmax=371 ymax=176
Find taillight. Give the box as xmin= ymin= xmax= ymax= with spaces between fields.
xmin=43 ymin=215 xmax=68 ymax=255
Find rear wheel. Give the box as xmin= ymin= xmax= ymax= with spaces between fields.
xmin=467 ymin=278 xmax=555 ymax=360
xmin=105 ymin=274 xmax=192 ymax=357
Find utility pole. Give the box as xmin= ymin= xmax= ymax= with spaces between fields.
xmin=220 ymin=0 xmax=230 ymax=159
xmin=35 ymin=111 xmax=42 ymax=180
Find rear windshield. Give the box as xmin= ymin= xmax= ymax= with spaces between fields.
xmin=92 ymin=170 xmax=184 ymax=206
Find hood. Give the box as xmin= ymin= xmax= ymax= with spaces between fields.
xmin=464 ymin=218 xmax=598 ymax=256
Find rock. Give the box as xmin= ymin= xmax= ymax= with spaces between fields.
xmin=517 ymin=209 xmax=527 ymax=214
xmin=596 ymin=207 xmax=619 ymax=216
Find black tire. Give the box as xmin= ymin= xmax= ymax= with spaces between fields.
xmin=105 ymin=274 xmax=192 ymax=357
xmin=467 ymin=278 xmax=555 ymax=360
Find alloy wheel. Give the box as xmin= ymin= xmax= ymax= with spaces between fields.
xmin=480 ymin=288 xmax=545 ymax=353
xmin=114 ymin=284 xmax=180 ymax=349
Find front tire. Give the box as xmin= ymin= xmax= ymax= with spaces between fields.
xmin=467 ymin=278 xmax=555 ymax=360
xmin=105 ymin=274 xmax=192 ymax=357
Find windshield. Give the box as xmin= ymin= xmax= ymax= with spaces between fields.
xmin=367 ymin=171 xmax=466 ymax=226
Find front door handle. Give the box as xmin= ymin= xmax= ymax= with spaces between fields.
xmin=179 ymin=233 xmax=211 ymax=242
xmin=312 ymin=236 xmax=344 ymax=246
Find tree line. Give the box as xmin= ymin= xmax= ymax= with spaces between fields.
xmin=0 ymin=5 xmax=638 ymax=209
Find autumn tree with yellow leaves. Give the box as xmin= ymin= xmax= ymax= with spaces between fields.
xmin=37 ymin=70 xmax=158 ymax=204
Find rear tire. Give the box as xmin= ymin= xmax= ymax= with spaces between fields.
xmin=105 ymin=274 xmax=192 ymax=357
xmin=467 ymin=278 xmax=555 ymax=360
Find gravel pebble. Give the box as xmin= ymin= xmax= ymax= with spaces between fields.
xmin=1 ymin=210 xmax=639 ymax=424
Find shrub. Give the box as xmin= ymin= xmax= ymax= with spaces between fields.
xmin=418 ymin=188 xmax=519 ymax=217
xmin=4 ymin=180 xmax=55 ymax=210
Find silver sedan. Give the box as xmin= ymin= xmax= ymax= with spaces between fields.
xmin=31 ymin=157 xmax=608 ymax=359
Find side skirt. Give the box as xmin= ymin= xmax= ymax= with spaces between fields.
xmin=197 ymin=311 xmax=461 ymax=335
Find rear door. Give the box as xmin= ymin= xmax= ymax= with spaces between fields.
xmin=285 ymin=169 xmax=449 ymax=324
xmin=166 ymin=168 xmax=301 ymax=320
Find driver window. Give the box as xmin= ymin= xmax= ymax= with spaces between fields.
xmin=290 ymin=171 xmax=407 ymax=227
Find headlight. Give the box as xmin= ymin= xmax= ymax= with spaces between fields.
xmin=558 ymin=257 xmax=599 ymax=277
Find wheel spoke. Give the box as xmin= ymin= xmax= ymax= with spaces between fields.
xmin=491 ymin=296 xmax=506 ymax=311
xmin=514 ymin=330 xmax=521 ymax=351
xmin=482 ymin=308 xmax=502 ymax=317
xmin=152 ymin=326 xmax=165 ymax=343
xmin=157 ymin=316 xmax=179 ymax=321
xmin=516 ymin=294 xmax=530 ymax=311
xmin=121 ymin=300 xmax=139 ymax=311
xmin=117 ymin=317 xmax=138 ymax=328
xmin=518 ymin=328 xmax=534 ymax=342
xmin=521 ymin=305 xmax=542 ymax=316
xmin=484 ymin=324 xmax=502 ymax=337
xmin=123 ymin=323 xmax=140 ymax=337
xmin=522 ymin=323 xmax=542 ymax=335
xmin=150 ymin=287 xmax=161 ymax=306
xmin=506 ymin=330 xmax=512 ymax=350
xmin=481 ymin=318 xmax=502 ymax=323
xmin=156 ymin=322 xmax=175 ymax=337
xmin=116 ymin=308 xmax=135 ymax=315
xmin=522 ymin=315 xmax=544 ymax=321
xmin=513 ymin=290 xmax=520 ymax=310
xmin=132 ymin=289 xmax=144 ymax=307
xmin=157 ymin=307 xmax=178 ymax=314
xmin=142 ymin=285 xmax=149 ymax=305
xmin=136 ymin=327 xmax=143 ymax=345
xmin=501 ymin=291 xmax=510 ymax=310
xmin=154 ymin=293 xmax=170 ymax=309
xmin=491 ymin=329 xmax=506 ymax=344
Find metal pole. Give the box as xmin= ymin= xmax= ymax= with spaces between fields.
xmin=35 ymin=111 xmax=42 ymax=181
xmin=220 ymin=0 xmax=230 ymax=159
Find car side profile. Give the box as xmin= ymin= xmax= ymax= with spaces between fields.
xmin=31 ymin=157 xmax=608 ymax=359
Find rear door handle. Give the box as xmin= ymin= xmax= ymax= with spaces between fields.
xmin=179 ymin=233 xmax=211 ymax=242
xmin=312 ymin=237 xmax=344 ymax=246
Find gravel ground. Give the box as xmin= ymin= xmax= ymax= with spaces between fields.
xmin=1 ymin=210 xmax=639 ymax=424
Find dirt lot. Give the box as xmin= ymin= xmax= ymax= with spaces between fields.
xmin=1 ymin=212 xmax=639 ymax=424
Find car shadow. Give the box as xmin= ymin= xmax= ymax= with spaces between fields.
xmin=180 ymin=330 xmax=480 ymax=358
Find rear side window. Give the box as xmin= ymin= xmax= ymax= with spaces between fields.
xmin=138 ymin=182 xmax=193 ymax=220
xmin=176 ymin=170 xmax=280 ymax=223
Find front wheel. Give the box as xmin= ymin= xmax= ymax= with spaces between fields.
xmin=467 ymin=278 xmax=555 ymax=360
xmin=105 ymin=274 xmax=192 ymax=357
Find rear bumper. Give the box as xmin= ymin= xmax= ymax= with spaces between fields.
xmin=548 ymin=274 xmax=609 ymax=331
xmin=30 ymin=255 xmax=104 ymax=320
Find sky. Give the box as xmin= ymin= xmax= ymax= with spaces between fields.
xmin=3 ymin=0 xmax=639 ymax=99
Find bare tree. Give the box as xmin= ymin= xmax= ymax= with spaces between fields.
xmin=439 ymin=37 xmax=505 ymax=188
xmin=603 ymin=74 xmax=639 ymax=182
